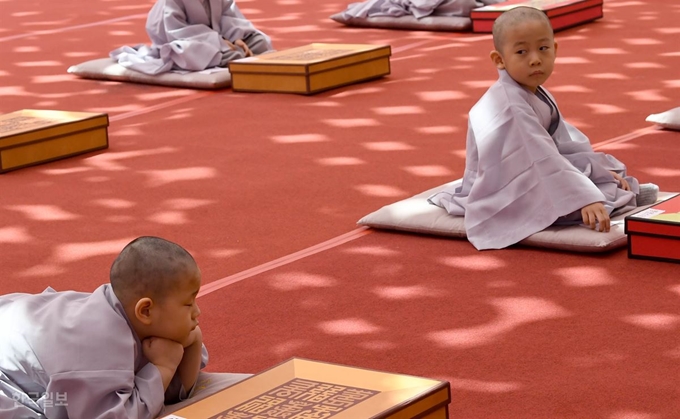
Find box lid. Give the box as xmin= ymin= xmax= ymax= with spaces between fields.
xmin=626 ymin=193 xmax=680 ymax=224
xmin=229 ymin=43 xmax=392 ymax=76
xmin=0 ymin=110 xmax=109 ymax=149
xmin=163 ymin=357 xmax=449 ymax=419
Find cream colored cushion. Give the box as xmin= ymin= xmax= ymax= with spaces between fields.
xmin=358 ymin=180 xmax=676 ymax=252
xmin=330 ymin=13 xmax=472 ymax=31
xmin=646 ymin=107 xmax=680 ymax=131
xmin=68 ymin=58 xmax=232 ymax=90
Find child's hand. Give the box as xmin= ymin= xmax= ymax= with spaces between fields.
xmin=181 ymin=326 xmax=203 ymax=349
xmin=581 ymin=202 xmax=610 ymax=232
xmin=234 ymin=39 xmax=253 ymax=57
xmin=610 ymin=171 xmax=631 ymax=191
xmin=143 ymin=337 xmax=184 ymax=371
xmin=222 ymin=39 xmax=237 ymax=51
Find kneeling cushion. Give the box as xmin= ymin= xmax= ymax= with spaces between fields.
xmin=330 ymin=13 xmax=472 ymax=31
xmin=646 ymin=107 xmax=680 ymax=131
xmin=357 ymin=179 xmax=676 ymax=252
xmin=68 ymin=58 xmax=232 ymax=90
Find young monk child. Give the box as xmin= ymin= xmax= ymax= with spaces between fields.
xmin=0 ymin=236 xmax=207 ymax=418
xmin=429 ymin=6 xmax=657 ymax=250
xmin=111 ymin=0 xmax=273 ymax=74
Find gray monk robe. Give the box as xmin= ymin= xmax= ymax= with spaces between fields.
xmin=0 ymin=285 xmax=207 ymax=419
xmin=429 ymin=69 xmax=639 ymax=250
xmin=110 ymin=0 xmax=272 ymax=74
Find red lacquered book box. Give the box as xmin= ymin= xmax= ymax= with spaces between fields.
xmin=625 ymin=194 xmax=680 ymax=263
xmin=470 ymin=0 xmax=603 ymax=33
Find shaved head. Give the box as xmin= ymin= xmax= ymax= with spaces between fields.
xmin=492 ymin=6 xmax=553 ymax=53
xmin=110 ymin=236 xmax=198 ymax=305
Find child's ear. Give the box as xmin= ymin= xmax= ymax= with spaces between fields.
xmin=134 ymin=298 xmax=154 ymax=325
xmin=553 ymin=41 xmax=559 ymax=55
xmin=490 ymin=50 xmax=505 ymax=69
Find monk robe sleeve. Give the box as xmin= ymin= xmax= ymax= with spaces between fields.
xmin=164 ymin=344 xmax=209 ymax=404
xmin=44 ymin=364 xmax=164 ymax=419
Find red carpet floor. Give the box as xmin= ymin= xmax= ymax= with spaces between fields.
xmin=1 ymin=0 xmax=679 ymax=417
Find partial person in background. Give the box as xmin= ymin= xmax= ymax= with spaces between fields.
xmin=111 ymin=0 xmax=273 ymax=75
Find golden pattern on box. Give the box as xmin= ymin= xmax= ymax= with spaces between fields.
xmin=0 ymin=115 xmax=61 ymax=134
xmin=208 ymin=378 xmax=377 ymax=419
xmin=258 ymin=49 xmax=358 ymax=63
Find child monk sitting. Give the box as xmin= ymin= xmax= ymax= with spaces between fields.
xmin=429 ymin=6 xmax=657 ymax=250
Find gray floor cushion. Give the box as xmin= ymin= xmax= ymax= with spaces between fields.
xmin=330 ymin=13 xmax=472 ymax=31
xmin=68 ymin=58 xmax=232 ymax=90
xmin=358 ymin=179 xmax=677 ymax=252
